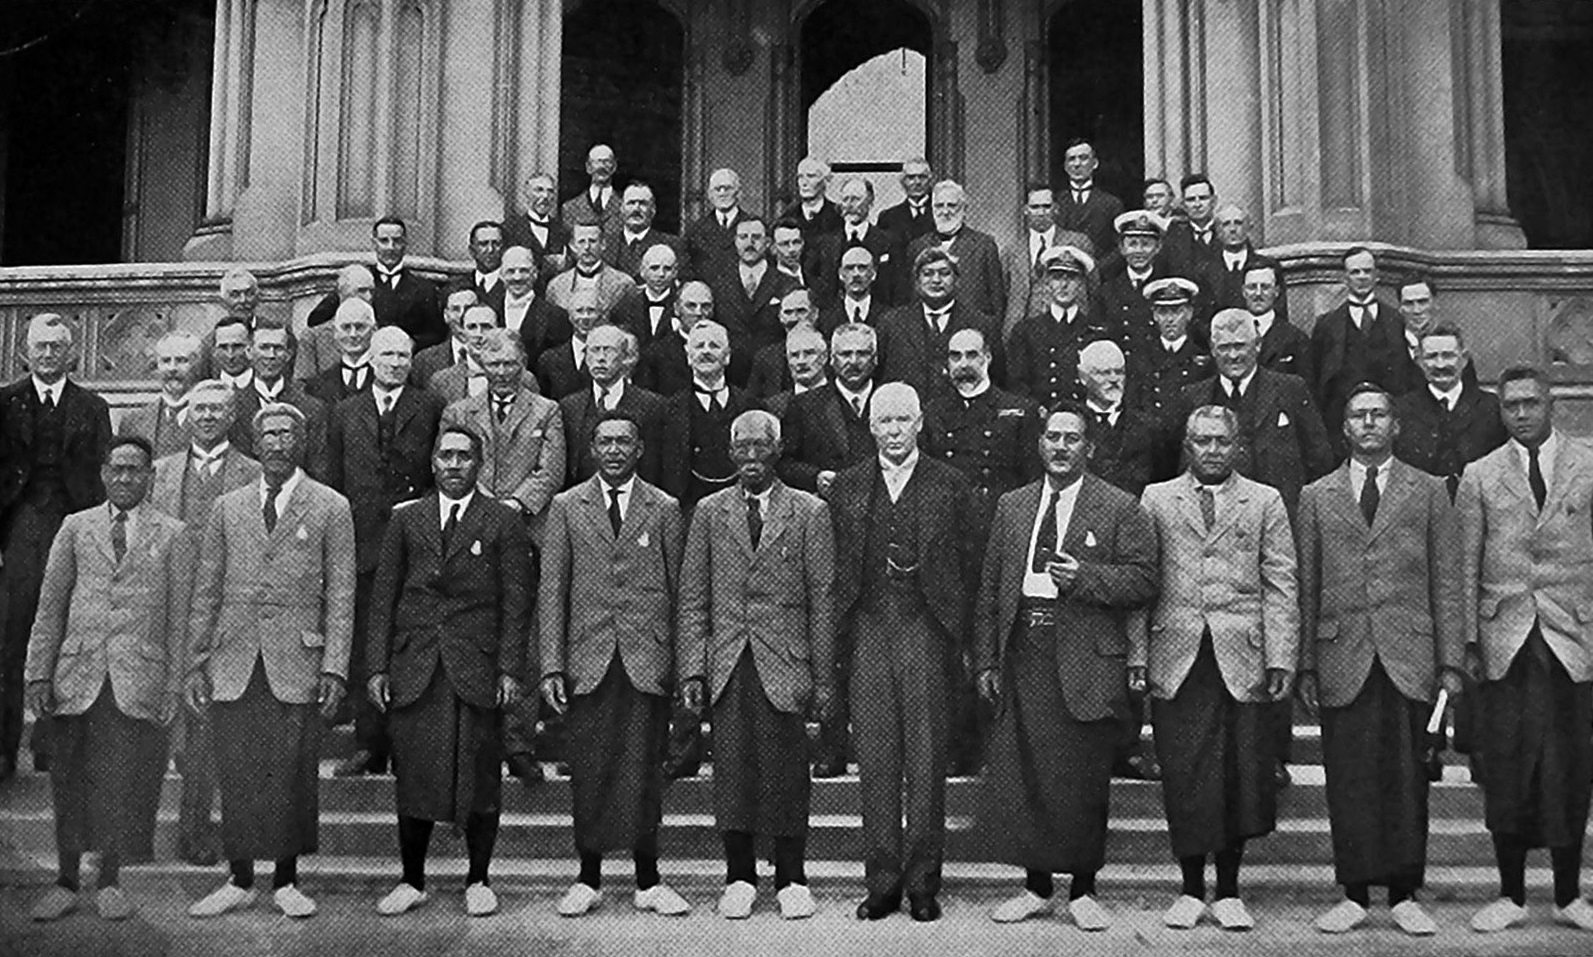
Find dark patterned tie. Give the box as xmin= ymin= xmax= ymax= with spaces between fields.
xmin=443 ymin=502 xmax=460 ymax=549
xmin=747 ymin=495 xmax=763 ymax=549
xmin=608 ymin=488 xmax=623 ymax=536
xmin=1361 ymin=465 xmax=1380 ymax=526
xmin=1032 ymin=488 xmax=1060 ymax=572
xmin=1199 ymin=485 xmax=1216 ymax=531
xmin=263 ymin=482 xmax=281 ymax=533
xmin=1528 ymin=446 xmax=1547 ymax=510
xmin=111 ymin=511 xmax=127 ymax=563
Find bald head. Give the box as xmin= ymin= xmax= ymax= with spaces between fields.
xmin=502 ymin=245 xmax=536 ymax=294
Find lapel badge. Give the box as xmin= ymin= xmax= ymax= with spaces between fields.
xmin=1277 ymin=411 xmax=1290 ymax=427
xmin=1084 ymin=530 xmax=1097 ymax=548
xmin=470 ymin=540 xmax=482 ymax=556
xmin=638 ymin=531 xmax=650 ymax=547
xmin=296 ymin=526 xmax=308 ymax=541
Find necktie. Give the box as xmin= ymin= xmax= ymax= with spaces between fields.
xmin=1094 ymin=409 xmax=1112 ymax=432
xmin=928 ymin=310 xmax=947 ymax=335
xmin=443 ymin=502 xmax=460 ymax=547
xmin=1350 ymin=302 xmax=1366 ymax=328
xmin=719 ymin=212 xmax=731 ymax=229
xmin=1224 ymin=383 xmax=1244 ymax=409
xmin=1199 ymin=485 xmax=1216 ymax=530
xmin=850 ymin=394 xmax=864 ymax=417
xmin=607 ymin=488 xmax=623 ymax=536
xmin=743 ymin=271 xmax=759 ymax=298
xmin=1032 ymin=488 xmax=1061 ymax=573
xmin=380 ymin=393 xmax=394 ymax=416
xmin=849 ymin=229 xmax=862 ymax=244
xmin=1033 ymin=237 xmax=1047 ymax=272
xmin=1360 ymin=464 xmax=1380 ymax=526
xmin=495 ymin=397 xmax=511 ymax=424
xmin=852 ymin=304 xmax=863 ymax=324
xmin=344 ymin=365 xmax=364 ymax=390
xmin=42 ymin=389 xmax=56 ymax=410
xmin=1074 ymin=189 xmax=1086 ymax=204
xmin=747 ymin=495 xmax=763 ymax=549
xmin=263 ymin=482 xmax=282 ymax=533
xmin=697 ymin=387 xmax=723 ymax=412
xmin=597 ymin=386 xmax=612 ymax=412
xmin=1528 ymin=445 xmax=1547 ymax=510
xmin=111 ymin=510 xmax=127 ymax=563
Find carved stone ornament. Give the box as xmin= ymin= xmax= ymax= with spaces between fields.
xmin=1546 ymin=295 xmax=1593 ymax=367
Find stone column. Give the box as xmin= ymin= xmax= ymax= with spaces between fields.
xmin=1452 ymin=0 xmax=1527 ymax=249
xmin=511 ymin=0 xmax=563 ymax=223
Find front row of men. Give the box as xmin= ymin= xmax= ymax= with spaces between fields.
xmin=21 ymin=359 xmax=1593 ymax=935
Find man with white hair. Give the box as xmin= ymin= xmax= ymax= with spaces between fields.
xmin=747 ymin=288 xmax=818 ymax=399
xmin=299 ymin=263 xmax=377 ymax=382
xmin=678 ymin=409 xmax=836 ymax=920
xmin=536 ymin=290 xmax=601 ymax=400
xmin=119 ymin=330 xmax=204 ymax=459
xmin=306 ymin=298 xmax=377 ymax=405
xmin=558 ymin=324 xmax=669 ymax=488
xmin=1077 ymin=339 xmax=1156 ymax=497
xmin=325 ymin=326 xmax=446 ymax=778
xmin=684 ymin=167 xmax=753 ymax=286
xmin=827 ymin=382 xmax=978 ymax=922
xmin=779 ymin=157 xmax=842 ymax=241
xmin=637 ymin=280 xmax=717 ymax=398
xmin=877 ymin=157 xmax=936 ymax=242
xmin=613 ymin=243 xmax=683 ymax=350
xmin=0 ymin=314 xmax=112 ymax=781
xmin=905 ymin=180 xmax=1007 ymax=320
xmin=561 ymin=144 xmax=621 ymax=233
xmin=197 ymin=267 xmax=277 ymax=380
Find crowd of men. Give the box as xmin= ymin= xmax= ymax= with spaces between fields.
xmin=6 ymin=140 xmax=1593 ymax=938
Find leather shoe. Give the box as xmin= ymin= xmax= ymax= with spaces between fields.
xmin=1273 ymin=761 xmax=1291 ymax=788
xmin=811 ymin=755 xmax=848 ymax=779
xmin=505 ymin=754 xmax=544 ymax=786
xmin=855 ymin=891 xmax=900 ymax=920
xmin=1114 ymin=753 xmax=1161 ymax=780
xmin=908 ymin=894 xmax=941 ymax=922
xmin=662 ymin=756 xmax=700 ymax=780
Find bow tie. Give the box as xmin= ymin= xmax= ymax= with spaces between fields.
xmin=936 ymin=231 xmax=960 ymax=243
xmin=526 ymin=216 xmax=549 ymax=227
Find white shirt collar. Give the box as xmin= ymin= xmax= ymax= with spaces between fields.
xmin=1252 ymin=310 xmax=1276 ymax=337
xmin=504 ymin=289 xmax=535 ymax=308
xmin=878 ymin=449 xmax=920 ymax=480
xmin=743 ymin=483 xmax=774 ymax=508
xmin=1348 ymin=455 xmax=1392 ymax=490
xmin=259 ymin=467 xmax=305 ymax=513
xmin=1223 ymin=367 xmax=1258 ymax=397
xmin=956 ymin=380 xmax=992 ymax=401
xmin=32 ymin=376 xmax=64 ymax=403
xmin=623 ymin=227 xmax=649 ymax=243
xmin=372 ymin=383 xmax=404 ymax=407
xmin=1511 ymin=431 xmax=1559 ymax=486
xmin=801 ymin=197 xmax=825 ymax=216
xmin=439 ymin=490 xmax=475 ymax=527
xmin=836 ymin=379 xmax=872 ymax=408
xmin=191 ymin=440 xmax=231 ymax=462
xmin=1049 ymin=302 xmax=1078 ymax=323
xmin=220 ymin=369 xmax=254 ymax=389
xmin=598 ymin=475 xmax=636 ymax=514
xmin=792 ymin=378 xmax=824 ymax=396
xmin=475 ymin=270 xmax=500 ymax=290
xmin=593 ymin=377 xmax=626 ymax=409
xmin=1428 ymin=381 xmax=1464 ymax=408
xmin=343 ymin=351 xmax=371 ymax=370
xmin=1161 ymin=334 xmax=1188 ymax=353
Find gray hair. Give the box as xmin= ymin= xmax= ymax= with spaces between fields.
xmin=219 ymin=266 xmax=259 ymax=293
xmin=1208 ymin=308 xmax=1258 ymax=343
xmin=27 ymin=313 xmax=74 ymax=347
xmin=252 ymin=401 xmax=306 ymax=438
xmin=871 ymin=382 xmax=921 ymax=420
xmin=1185 ymin=404 xmax=1239 ymax=438
xmin=477 ymin=327 xmax=525 ymax=361
xmin=830 ymin=322 xmax=877 ymax=351
xmin=731 ymin=409 xmax=782 ymax=445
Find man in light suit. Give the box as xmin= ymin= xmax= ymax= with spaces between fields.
xmin=678 ymin=410 xmax=836 ymax=920
xmin=905 ymin=180 xmax=1007 ymax=321
xmin=441 ymin=330 xmax=564 ymax=782
xmin=1297 ymin=383 xmax=1463 ymax=937
xmin=546 ymin=223 xmax=640 ymax=319
xmin=183 ymin=403 xmax=356 ymax=919
xmin=1133 ymin=405 xmax=1297 ymax=932
xmin=1004 ymin=184 xmax=1094 ymax=337
xmin=366 ymin=427 xmax=531 ymax=918
xmin=973 ymin=404 xmax=1159 ymax=931
xmin=118 ymin=330 xmax=202 ymax=460
xmin=429 ymin=304 xmax=543 ymax=406
xmin=539 ymin=410 xmax=693 ymax=919
xmin=1458 ymin=366 xmax=1593 ymax=933
xmin=151 ymin=380 xmax=262 ymax=866
xmin=24 ymin=436 xmax=187 ymax=923
xmin=326 ymin=327 xmax=444 ymax=777
xmin=560 ymin=143 xmax=621 ymax=233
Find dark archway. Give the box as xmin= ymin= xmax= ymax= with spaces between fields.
xmin=1501 ymin=0 xmax=1593 ymax=249
xmin=560 ymin=0 xmax=685 ymax=232
xmin=798 ymin=0 xmax=932 ymax=206
xmin=1046 ymin=0 xmax=1143 ymax=202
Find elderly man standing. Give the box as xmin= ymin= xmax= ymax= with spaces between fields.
xmin=683 ymin=167 xmax=752 ymax=286
xmin=1134 ymin=406 xmax=1297 ymax=931
xmin=24 ymin=436 xmax=188 ymax=922
xmin=184 ymin=403 xmax=356 ymax=919
xmin=503 ymin=171 xmax=571 ymax=275
xmin=366 ymin=427 xmax=531 ymax=918
xmin=974 ymin=403 xmax=1158 ymax=931
xmin=0 ymin=314 xmax=111 ymax=781
xmin=540 ymin=410 xmax=692 ymax=918
xmin=229 ymin=325 xmax=329 ymax=478
xmin=151 ymin=380 xmax=262 ymax=866
xmin=299 ymin=264 xmax=377 ymax=382
xmin=779 ymin=156 xmax=843 ymax=241
xmin=604 ymin=181 xmax=688 ymax=280
xmin=829 ymin=382 xmax=977 ymax=922
xmin=1459 ymin=366 xmax=1593 ymax=934
xmin=678 ymin=409 xmax=836 ymax=920
xmin=306 ymin=298 xmax=377 ymax=405
xmin=535 ymin=290 xmax=600 ymax=401
xmin=1297 ymin=384 xmax=1462 ymax=937
xmin=560 ymin=143 xmax=621 ymax=232
xmin=119 ymin=330 xmax=203 ymax=459
xmin=905 ymin=180 xmax=1007 ymax=321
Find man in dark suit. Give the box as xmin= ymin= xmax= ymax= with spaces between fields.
xmin=778 ymin=156 xmax=843 ymax=242
xmin=1458 ymin=366 xmax=1593 ymax=934
xmin=1053 ymin=140 xmax=1126 ymax=272
xmin=1209 ymin=205 xmax=1284 ymax=324
xmin=603 ymin=182 xmax=688 ymax=281
xmin=1245 ymin=262 xmax=1313 ymax=384
xmin=810 ymin=176 xmax=905 ymax=307
xmin=0 ymin=314 xmax=110 ymax=779
xmin=1310 ymin=246 xmax=1405 ymax=455
xmin=767 ymin=324 xmax=830 ymax=420
xmin=306 ymin=299 xmax=377 ymax=406
xmin=769 ymin=218 xmax=833 ymax=305
xmin=819 ymin=246 xmax=889 ymax=337
xmin=1385 ymin=275 xmax=1476 ymax=397
xmin=973 ymin=404 xmax=1158 ymax=931
xmin=905 ymin=180 xmax=1007 ymax=321
xmin=1098 ymin=211 xmax=1175 ymax=357
xmin=535 ymin=291 xmax=599 ymax=401
xmin=298 ymin=264 xmax=376 ymax=382
xmin=677 ymin=409 xmax=836 ymax=920
xmin=325 ymin=326 xmax=445 ymax=777
xmin=118 ymin=330 xmax=202 ymax=460
xmin=708 ymin=217 xmax=799 ymax=366
xmin=830 ymin=382 xmax=977 ymax=922
xmin=560 ymin=325 xmax=668 ymax=488
xmin=1006 ymin=245 xmax=1117 ymax=415
xmin=747 ymin=289 xmax=816 ymax=399
xmin=371 ymin=216 xmax=446 ymax=350
xmin=682 ymin=167 xmax=751 ymax=286
xmin=540 ymin=410 xmax=692 ymax=918
xmin=559 ymin=143 xmax=621 ymax=234
xmin=1393 ymin=323 xmax=1505 ymax=500
xmin=1159 ymin=174 xmax=1222 ymax=281
xmin=777 ymin=322 xmax=879 ymax=501
xmin=500 ymin=245 xmax=574 ymax=364
xmin=876 ymin=157 xmax=935 ymax=243
xmin=877 ymin=246 xmax=1005 ymax=408
xmin=1136 ymin=279 xmax=1214 ymax=455
xmin=1077 ymin=340 xmax=1157 ymax=500
xmin=502 ymin=172 xmax=571 ymax=279
xmin=208 ymin=317 xmax=257 ymax=393
xmin=1005 ymin=185 xmax=1095 ymax=338
xmin=231 ymin=325 xmax=329 ymax=479
xmin=458 ymin=221 xmax=506 ymax=319
xmin=635 ymin=280 xmax=715 ymax=398
xmin=1296 ymin=384 xmax=1463 ymax=937
xmin=366 ymin=427 xmax=531 ymax=918
xmin=410 ymin=288 xmax=479 ymax=389
xmin=611 ymin=243 xmax=681 ymax=351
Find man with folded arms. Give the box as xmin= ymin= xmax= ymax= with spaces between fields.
xmin=678 ymin=410 xmax=836 ymax=920
xmin=25 ymin=436 xmax=188 ymax=922
xmin=1133 ymin=405 xmax=1297 ymax=931
xmin=974 ymin=403 xmax=1157 ymax=931
xmin=539 ymin=411 xmax=692 ymax=918
xmin=1297 ymin=383 xmax=1462 ymax=936
xmin=183 ymin=403 xmax=355 ymax=919
xmin=366 ymin=427 xmax=531 ymax=917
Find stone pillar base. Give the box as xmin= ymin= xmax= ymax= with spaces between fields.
xmin=182 ymin=220 xmax=235 ymax=261
xmin=1475 ymin=211 xmax=1529 ymax=250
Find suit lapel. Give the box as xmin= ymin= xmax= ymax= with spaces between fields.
xmin=619 ymin=481 xmax=653 ymax=543
xmin=270 ymin=478 xmax=313 ymax=545
xmin=1541 ymin=440 xmax=1584 ymax=526
xmin=1368 ymin=460 xmax=1412 ymax=541
xmin=728 ymin=490 xmax=755 ymax=556
xmin=88 ymin=506 xmax=116 ymax=567
xmin=578 ymin=477 xmax=616 ymax=543
xmin=1171 ymin=481 xmax=1208 ymax=537
xmin=443 ymin=494 xmax=479 ymax=563
xmin=1210 ymin=479 xmax=1251 ymax=544
xmin=1007 ymin=483 xmax=1043 ymax=581
xmin=756 ymin=484 xmax=794 ymax=555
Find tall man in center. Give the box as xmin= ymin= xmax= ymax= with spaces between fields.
xmin=829 ymin=382 xmax=977 ymax=922
xmin=974 ymin=403 xmax=1158 ymax=931
xmin=678 ymin=410 xmax=836 ymax=920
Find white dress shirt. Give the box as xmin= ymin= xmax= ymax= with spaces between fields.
xmin=1049 ymin=303 xmax=1079 ymax=324
xmin=503 ymin=293 xmax=535 ymax=333
xmin=1029 ymin=227 xmax=1056 ymax=264
xmin=1022 ymin=476 xmax=1083 ymax=598
xmin=738 ymin=262 xmax=767 ymax=293
xmin=190 ymin=441 xmax=231 ymax=477
xmin=836 ymin=380 xmax=873 ymax=417
xmin=1348 ymin=457 xmax=1390 ymax=499
xmin=570 ymin=335 xmax=587 ymax=371
xmin=438 ymin=490 xmax=475 ymax=530
xmin=32 ymin=376 xmax=64 ymax=405
xmin=1428 ymin=382 xmax=1464 ymax=412
xmin=1511 ymin=431 xmax=1559 ymax=491
xmin=475 ymin=270 xmax=500 ymax=294
xmin=1253 ymin=310 xmax=1276 ymax=339
xmin=106 ymin=502 xmax=140 ymax=552
xmin=1221 ymin=367 xmax=1259 ymax=401
xmin=259 ymin=467 xmax=305 ymax=515
xmin=1161 ymin=334 xmax=1188 ymax=354
xmin=843 ymin=294 xmax=874 ymax=325
xmin=1223 ymin=248 xmax=1247 ymax=272
xmin=220 ymin=369 xmax=254 ymax=391
xmin=693 ymin=377 xmax=729 ymax=412
xmin=599 ymin=475 xmax=636 ymax=523
xmin=879 ymin=449 xmax=919 ymax=503
xmin=593 ymin=378 xmax=627 ymax=412
xmin=372 ymin=384 xmax=404 ymax=414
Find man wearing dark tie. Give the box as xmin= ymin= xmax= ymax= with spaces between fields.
xmin=501 ymin=172 xmax=571 ymax=278
xmin=118 ymin=331 xmax=202 ymax=460
xmin=876 ymin=157 xmax=936 ymax=243
xmin=811 ymin=176 xmax=905 ymax=307
xmin=682 ymin=167 xmax=751 ymax=285
xmin=1246 ymin=262 xmax=1313 ymax=384
xmin=559 ymin=144 xmax=621 ymax=234
xmin=229 ymin=326 xmax=329 ymax=477
xmin=460 ymin=221 xmax=505 ymax=319
xmin=1209 ymin=205 xmax=1282 ymax=324
xmin=366 ymin=427 xmax=531 ymax=918
xmin=778 ymin=156 xmax=843 ymax=242
xmin=1052 ymin=140 xmax=1125 ymax=271
xmin=904 ymin=180 xmax=1007 ymax=321
xmin=1310 ymin=247 xmax=1405 ymax=455
xmin=709 ymin=218 xmax=799 ymax=370
xmin=876 ymin=246 xmax=1006 ymax=407
xmin=636 ymin=280 xmax=717 ymax=398
xmin=306 ymin=299 xmax=377 ymax=405
xmin=1159 ymin=174 xmax=1222 ymax=282
xmin=1098 ymin=211 xmax=1176 ymax=357
xmin=559 ymin=325 xmax=668 ymax=488
xmin=410 ymin=287 xmax=479 ymax=389
xmin=371 ymin=216 xmax=446 ymax=350
xmin=612 ymin=243 xmax=681 ymax=351
xmin=747 ymin=289 xmax=818 ymax=399
xmin=0 ymin=314 xmax=111 ymax=781
xmin=1006 ymin=245 xmax=1115 ymax=415
xmin=298 ymin=264 xmax=377 ymax=381
xmin=766 ymin=325 xmax=830 ymax=420
xmin=604 ymin=182 xmax=688 ymax=281
xmin=1136 ymin=278 xmax=1214 ymax=447
xmin=535 ymin=291 xmax=599 ymax=401
xmin=777 ymin=323 xmax=880 ymax=501
xmin=325 ymin=326 xmax=446 ymax=778
xmin=1393 ymin=323 xmax=1505 ymax=501
xmin=819 ymin=246 xmax=887 ymax=338
xmin=1003 ymin=184 xmax=1094 ymax=338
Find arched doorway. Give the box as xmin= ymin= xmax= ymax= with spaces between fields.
xmin=1047 ymin=0 xmax=1143 ymax=202
xmin=797 ymin=0 xmax=933 ymax=210
xmin=1501 ymin=0 xmax=1593 ymax=249
xmin=559 ymin=0 xmax=685 ymax=232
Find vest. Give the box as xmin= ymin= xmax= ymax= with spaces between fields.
xmin=24 ymin=395 xmax=68 ymax=510
xmin=685 ymin=396 xmax=737 ymax=505
xmin=178 ymin=457 xmax=229 ymax=525
xmin=862 ymin=470 xmax=923 ymax=611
